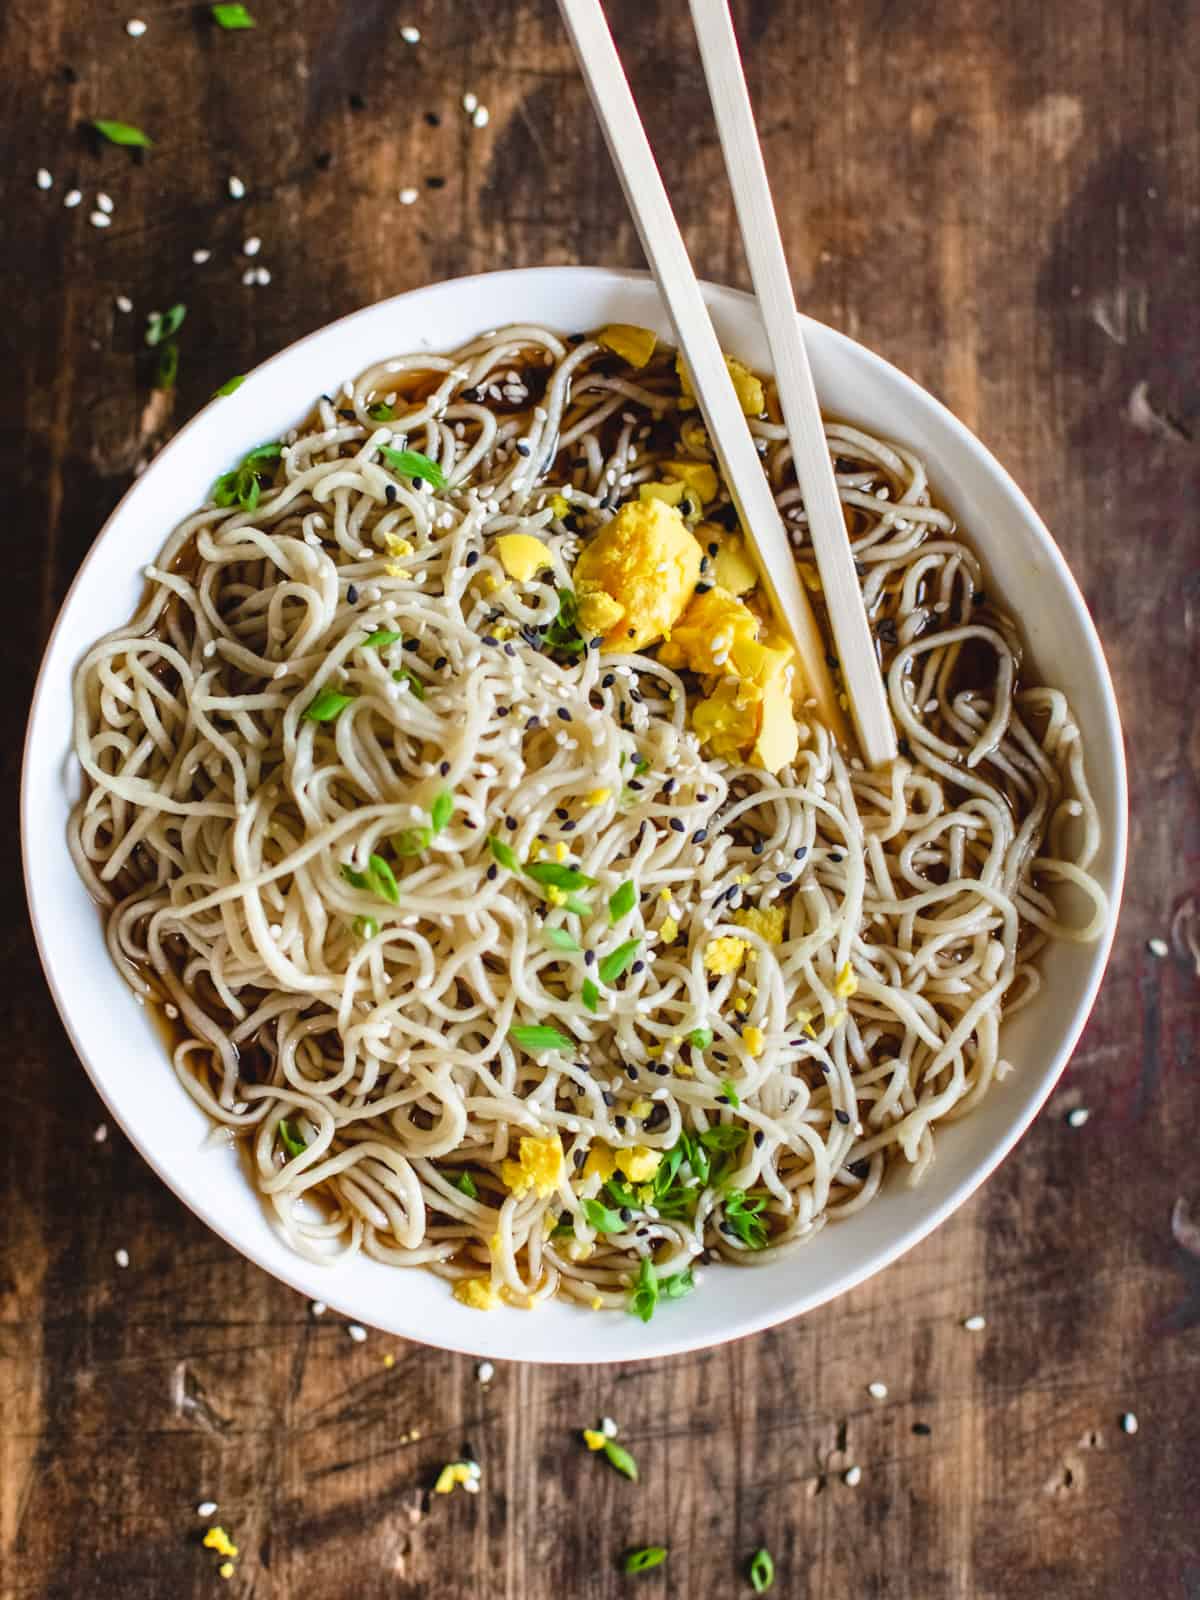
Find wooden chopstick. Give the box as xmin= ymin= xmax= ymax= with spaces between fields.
xmin=554 ymin=0 xmax=848 ymax=748
xmin=688 ymin=0 xmax=897 ymax=769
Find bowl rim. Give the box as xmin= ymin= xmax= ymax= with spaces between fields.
xmin=21 ymin=265 xmax=1128 ymax=1362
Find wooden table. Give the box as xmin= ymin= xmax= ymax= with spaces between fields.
xmin=3 ymin=2 xmax=1197 ymax=1595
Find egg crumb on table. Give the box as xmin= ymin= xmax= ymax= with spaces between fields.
xmin=203 ymin=1529 xmax=238 ymax=1560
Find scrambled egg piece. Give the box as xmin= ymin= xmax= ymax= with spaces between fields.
xmin=660 ymin=915 xmax=679 ymax=944
xmin=582 ymin=1428 xmax=607 ymax=1450
xmin=627 ymin=1099 xmax=653 ymax=1120
xmin=584 ymin=788 xmax=611 ymax=806
xmin=734 ymin=905 xmax=787 ymax=944
xmin=573 ymin=498 xmax=702 ymax=650
xmin=496 ymin=532 xmax=552 ymax=582
xmin=834 ymin=963 xmax=859 ymax=999
xmin=705 ymin=936 xmax=750 ymax=975
xmin=677 ymin=351 xmax=766 ymax=415
xmin=598 ymin=323 xmax=658 ymax=367
xmin=453 ymin=1276 xmax=502 ymax=1311
xmin=639 ymin=479 xmax=686 ymax=509
xmin=549 ymin=492 xmax=571 ymax=519
xmin=755 ymin=670 xmax=800 ymax=771
xmin=743 ymin=1025 xmax=765 ymax=1057
xmin=204 ymin=1530 xmax=239 ymax=1560
xmin=500 ymin=1134 xmax=563 ymax=1198
xmin=583 ymin=1143 xmax=662 ymax=1183
xmin=663 ymin=459 xmax=719 ymax=505
xmin=583 ymin=1145 xmax=615 ymax=1182
xmin=701 ymin=528 xmax=758 ymax=596
xmin=658 ymin=585 xmax=759 ymax=675
xmin=385 ymin=534 xmax=413 ymax=558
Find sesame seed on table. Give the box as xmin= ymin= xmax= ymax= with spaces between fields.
xmin=3 ymin=1 xmax=1198 ymax=1598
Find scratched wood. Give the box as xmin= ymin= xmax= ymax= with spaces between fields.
xmin=1 ymin=1 xmax=1198 ymax=1596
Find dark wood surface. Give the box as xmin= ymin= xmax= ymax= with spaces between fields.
xmin=2 ymin=2 xmax=1198 ymax=1596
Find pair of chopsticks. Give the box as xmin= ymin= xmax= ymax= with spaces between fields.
xmin=555 ymin=0 xmax=897 ymax=769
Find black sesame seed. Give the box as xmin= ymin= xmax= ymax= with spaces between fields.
xmin=61 ymin=63 xmax=79 ymax=83
xmin=898 ymin=736 xmax=912 ymax=758
xmin=584 ymin=949 xmax=596 ymax=967
xmin=663 ymin=779 xmax=676 ymax=796
xmin=486 ymin=864 xmax=498 ymax=881
xmin=567 ymin=333 xmax=585 ymax=345
xmin=602 ymin=1091 xmax=615 ymax=1106
xmin=385 ymin=484 xmax=397 ymax=504
xmin=631 ymin=961 xmax=645 ymax=975
xmin=829 ymin=852 xmax=844 ymax=863
xmin=619 ymin=1207 xmax=633 ymax=1222
xmin=349 ymin=91 xmax=366 ymax=110
xmin=461 ymin=387 xmax=480 ymax=402
xmin=794 ymin=846 xmax=808 ymax=861
xmin=482 ymin=635 xmax=499 ymax=647
xmin=848 ymin=1158 xmax=869 ymax=1180
xmin=497 ymin=706 xmax=510 ymax=717
xmin=561 ymin=820 xmax=577 ymax=832
xmin=589 ymin=636 xmax=601 ymax=651
xmin=556 ymin=707 xmax=572 ymax=721
xmin=692 ymin=829 xmax=708 ymax=844
xmin=346 ymin=583 xmax=360 ymax=604
xmin=434 ymin=656 xmax=448 ymax=670
xmin=834 ymin=1109 xmax=850 ymax=1125
xmin=697 ymin=793 xmax=708 ymax=802
xmin=338 ymin=407 xmax=356 ymax=420
xmin=695 ymin=582 xmax=713 ymax=595
xmin=516 ymin=442 xmax=531 ymax=458
xmin=825 ymin=652 xmax=840 ymax=670
xmin=912 ymin=1422 xmax=932 ymax=1437
xmin=707 ymin=542 xmax=719 ymax=556
xmin=629 ymin=689 xmax=643 ymax=704
xmin=628 ymin=780 xmax=643 ymax=793
xmin=314 ymin=149 xmax=333 ymax=169
xmin=614 ymin=1115 xmax=627 ymax=1130
xmin=573 ymin=1148 xmax=586 ymax=1169
xmin=465 ymin=550 xmax=479 ymax=567
xmin=526 ymin=716 xmax=540 ymax=731
xmin=789 ymin=1038 xmax=805 ymax=1048
xmin=602 ymin=673 xmax=616 ymax=688
xmin=753 ymin=1130 xmax=764 ymax=1148
xmin=777 ymin=872 xmax=792 ymax=884
xmin=403 ymin=638 xmax=420 ymax=652
xmin=752 ymin=841 xmax=765 ymax=856
xmin=504 ymin=816 xmax=518 ymax=831
xmin=504 ymin=643 xmax=516 ymax=657
xmin=439 ymin=760 xmax=450 ymax=776
xmin=717 ymin=1094 xmax=729 ymax=1105
xmin=424 ymin=111 xmax=441 ymax=126
xmin=713 ymin=1051 xmax=728 ymax=1063
xmin=425 ymin=175 xmax=446 ymax=189
xmin=669 ymin=818 xmax=685 ymax=833
xmin=625 ymin=1066 xmax=638 ymax=1080
xmin=555 ymin=807 xmax=568 ymax=820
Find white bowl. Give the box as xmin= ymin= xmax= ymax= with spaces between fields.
xmin=21 ymin=267 xmax=1127 ymax=1363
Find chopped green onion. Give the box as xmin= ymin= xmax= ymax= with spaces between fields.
xmin=661 ymin=1267 xmax=694 ymax=1300
xmin=352 ymin=915 xmax=378 ymax=940
xmin=144 ymin=303 xmax=186 ymax=347
xmin=749 ymin=1548 xmax=775 ymax=1593
xmin=543 ymin=927 xmax=581 ymax=953
xmin=277 ymin=1118 xmax=306 ymax=1157
xmin=212 ymin=441 xmax=282 ymax=513
xmin=582 ymin=1197 xmax=625 ymax=1234
xmin=524 ymin=861 xmax=596 ymax=891
xmin=367 ymin=401 xmax=396 ymax=421
xmin=723 ymin=1189 xmax=769 ymax=1250
xmin=624 ymin=1546 xmax=666 ymax=1573
xmin=509 ymin=1024 xmax=574 ymax=1053
xmin=154 ymin=341 xmax=179 ymax=391
xmin=303 ymin=688 xmax=356 ymax=722
xmin=211 ymin=1 xmax=256 ymax=25
xmin=489 ymin=836 xmax=520 ymax=872
xmin=93 ymin=119 xmax=153 ymax=148
xmin=393 ymin=826 xmax=433 ymax=856
xmin=564 ymin=893 xmax=592 ymax=918
xmin=598 ymin=938 xmax=641 ymax=986
xmin=689 ymin=1027 xmax=714 ymax=1051
xmin=430 ymin=789 xmax=454 ymax=833
xmin=700 ymin=1125 xmax=746 ymax=1152
xmin=603 ymin=1440 xmax=639 ymax=1481
xmin=454 ymin=1171 xmax=479 ymax=1200
xmin=214 ymin=374 xmax=246 ymax=397
xmin=679 ymin=1129 xmax=711 ymax=1185
xmin=340 ymin=854 xmax=399 ymax=905
xmin=608 ymin=879 xmax=637 ymax=923
xmin=722 ymin=1079 xmax=741 ymax=1108
xmin=361 ymin=628 xmax=402 ymax=649
xmin=630 ymin=1258 xmax=658 ymax=1322
xmin=541 ymin=587 xmax=586 ymax=658
xmin=378 ymin=444 xmax=447 ymax=489
xmin=391 ymin=665 xmax=425 ymax=699
xmin=581 ymin=978 xmax=599 ymax=1013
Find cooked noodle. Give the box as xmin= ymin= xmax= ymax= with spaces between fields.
xmin=69 ymin=324 xmax=1106 ymax=1314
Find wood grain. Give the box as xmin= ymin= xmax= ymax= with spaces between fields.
xmin=2 ymin=1 xmax=1197 ymax=1596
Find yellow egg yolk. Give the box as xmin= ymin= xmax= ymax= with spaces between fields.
xmin=500 ymin=1134 xmax=563 ymax=1198
xmin=573 ymin=498 xmax=703 ymax=651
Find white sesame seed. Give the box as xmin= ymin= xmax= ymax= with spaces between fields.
xmin=1066 ymin=1107 xmax=1090 ymax=1128
xmin=64 ymin=188 xmax=82 ymax=207
xmin=1147 ymin=937 xmax=1169 ymax=958
xmin=93 ymin=1123 xmax=109 ymax=1142
xmin=1120 ymin=1411 xmax=1138 ymax=1434
xmin=399 ymin=186 xmax=419 ymax=205
xmin=310 ymin=1300 xmax=327 ymax=1316
xmin=962 ymin=1314 xmax=986 ymax=1332
xmin=243 ymin=235 xmax=261 ymax=256
xmin=463 ymin=91 xmax=478 ymax=113
xmin=192 ymin=247 xmax=212 ymax=264
xmin=36 ymin=168 xmax=53 ymax=190
xmin=89 ymin=211 xmax=111 ymax=229
xmin=241 ymin=267 xmax=256 ymax=286
xmin=126 ymin=17 xmax=147 ymax=35
xmin=867 ymin=1381 xmax=888 ymax=1400
xmin=472 ymin=105 xmax=490 ymax=128
xmin=476 ymin=1360 xmax=495 ymax=1384
xmin=228 ymin=174 xmax=245 ymax=199
xmin=97 ymin=191 xmax=114 ymax=213
xmin=115 ymin=295 xmax=133 ymax=313
xmin=196 ymin=1499 xmax=218 ymax=1516
xmin=254 ymin=266 xmax=271 ymax=285
xmin=400 ymin=24 xmax=420 ymax=42
xmin=600 ymin=1416 xmax=618 ymax=1437
xmin=347 ymin=1323 xmax=368 ymax=1342
xmin=114 ymin=1248 xmax=130 ymax=1268
xmin=843 ymin=1465 xmax=862 ymax=1487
